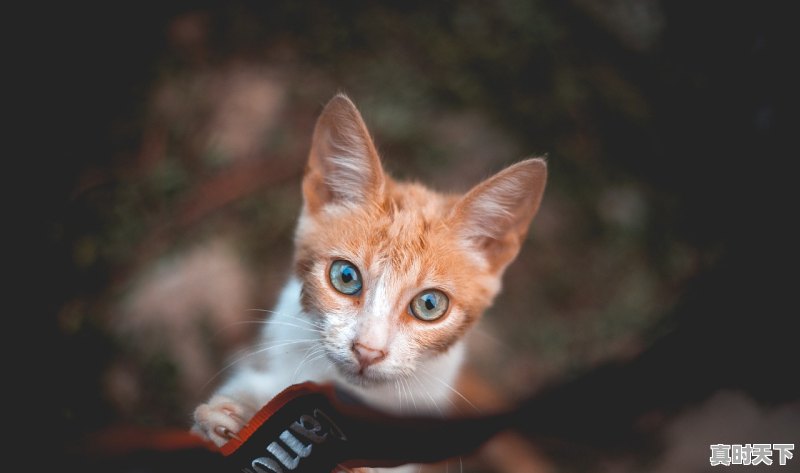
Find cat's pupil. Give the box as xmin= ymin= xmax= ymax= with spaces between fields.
xmin=424 ymin=295 xmax=435 ymax=310
xmin=341 ymin=268 xmax=353 ymax=283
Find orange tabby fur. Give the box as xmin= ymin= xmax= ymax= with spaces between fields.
xmin=192 ymin=94 xmax=547 ymax=471
xmin=295 ymin=94 xmax=546 ymax=359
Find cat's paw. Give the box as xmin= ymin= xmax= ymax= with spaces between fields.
xmin=191 ymin=395 xmax=251 ymax=447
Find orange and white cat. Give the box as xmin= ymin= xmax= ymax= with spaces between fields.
xmin=192 ymin=94 xmax=547 ymax=456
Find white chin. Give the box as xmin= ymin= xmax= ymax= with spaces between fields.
xmin=337 ymin=363 xmax=390 ymax=386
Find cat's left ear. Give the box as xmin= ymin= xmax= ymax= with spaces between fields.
xmin=451 ymin=158 xmax=547 ymax=272
xmin=302 ymin=94 xmax=385 ymax=214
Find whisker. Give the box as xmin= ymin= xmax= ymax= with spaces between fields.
xmin=417 ymin=375 xmax=461 ymax=414
xmin=402 ymin=377 xmax=413 ymax=411
xmin=418 ymin=367 xmax=481 ymax=414
xmin=252 ymin=337 xmax=317 ymax=351
xmin=399 ymin=376 xmax=409 ymax=410
xmin=411 ymin=371 xmax=444 ymax=418
xmin=323 ymin=361 xmax=334 ymax=378
xmin=307 ymin=351 xmax=329 ymax=366
xmin=292 ymin=345 xmax=321 ymax=381
xmin=214 ymin=319 xmax=324 ymax=336
xmin=396 ymin=379 xmax=403 ymax=408
xmin=402 ymin=376 xmax=418 ymax=411
xmin=202 ymin=338 xmax=318 ymax=391
xmin=394 ymin=379 xmax=404 ymax=410
xmin=246 ymin=309 xmax=325 ymax=330
xmin=282 ymin=314 xmax=326 ymax=331
xmin=292 ymin=346 xmax=327 ymax=382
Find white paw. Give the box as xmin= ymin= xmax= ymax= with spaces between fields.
xmin=191 ymin=395 xmax=251 ymax=447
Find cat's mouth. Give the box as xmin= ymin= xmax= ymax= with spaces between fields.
xmin=345 ymin=367 xmax=391 ymax=386
xmin=327 ymin=352 xmax=392 ymax=386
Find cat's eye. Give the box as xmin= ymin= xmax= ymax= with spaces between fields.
xmin=329 ymin=260 xmax=363 ymax=295
xmin=409 ymin=289 xmax=449 ymax=321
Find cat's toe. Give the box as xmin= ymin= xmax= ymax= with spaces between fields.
xmin=191 ymin=395 xmax=250 ymax=447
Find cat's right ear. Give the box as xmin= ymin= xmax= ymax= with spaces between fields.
xmin=451 ymin=158 xmax=547 ymax=273
xmin=302 ymin=94 xmax=385 ymax=214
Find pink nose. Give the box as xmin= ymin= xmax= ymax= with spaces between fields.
xmin=352 ymin=342 xmax=387 ymax=369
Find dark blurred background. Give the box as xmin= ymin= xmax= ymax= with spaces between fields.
xmin=29 ymin=1 xmax=796 ymax=471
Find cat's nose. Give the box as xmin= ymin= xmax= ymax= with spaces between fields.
xmin=352 ymin=342 xmax=387 ymax=369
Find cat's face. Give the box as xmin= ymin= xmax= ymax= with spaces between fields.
xmin=294 ymin=95 xmax=547 ymax=385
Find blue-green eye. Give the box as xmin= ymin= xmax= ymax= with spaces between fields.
xmin=329 ymin=260 xmax=363 ymax=295
xmin=410 ymin=289 xmax=449 ymax=321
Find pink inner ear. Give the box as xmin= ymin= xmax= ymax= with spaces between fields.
xmin=303 ymin=94 xmax=385 ymax=213
xmin=451 ymin=158 xmax=547 ymax=270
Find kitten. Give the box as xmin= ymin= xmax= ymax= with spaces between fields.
xmin=192 ymin=94 xmax=547 ymax=451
